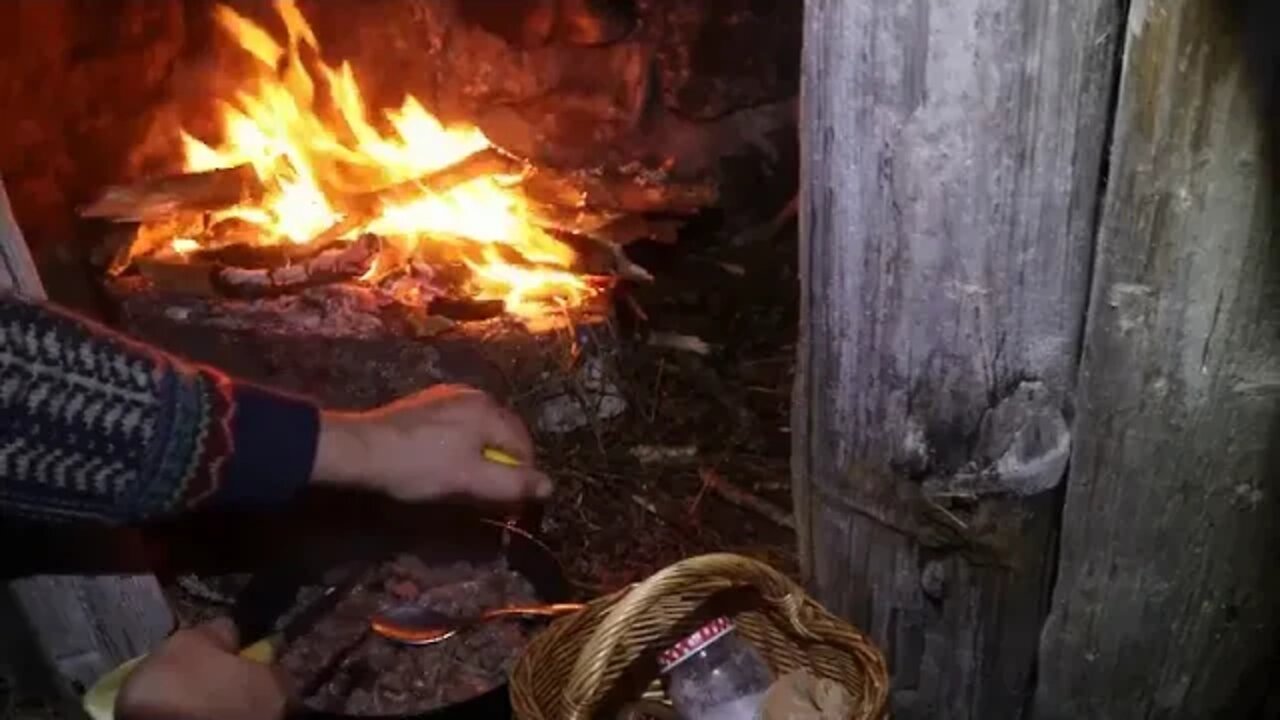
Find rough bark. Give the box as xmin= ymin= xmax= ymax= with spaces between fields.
xmin=1033 ymin=1 xmax=1280 ymax=717
xmin=1 ymin=176 xmax=174 ymax=713
xmin=0 ymin=179 xmax=45 ymax=299
xmin=794 ymin=1 xmax=1120 ymax=718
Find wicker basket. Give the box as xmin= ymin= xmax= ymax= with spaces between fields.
xmin=511 ymin=553 xmax=889 ymax=720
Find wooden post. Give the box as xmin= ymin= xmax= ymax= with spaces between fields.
xmin=1033 ymin=1 xmax=1280 ymax=717
xmin=1 ymin=176 xmax=174 ymax=714
xmin=794 ymin=2 xmax=1121 ymax=717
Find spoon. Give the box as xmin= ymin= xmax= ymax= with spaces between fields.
xmin=370 ymin=602 xmax=585 ymax=646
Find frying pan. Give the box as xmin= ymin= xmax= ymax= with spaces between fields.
xmin=277 ymin=522 xmax=566 ymax=719
xmin=125 ymin=498 xmax=573 ymax=720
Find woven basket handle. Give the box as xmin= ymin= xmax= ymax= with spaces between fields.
xmin=562 ymin=553 xmax=806 ymax=720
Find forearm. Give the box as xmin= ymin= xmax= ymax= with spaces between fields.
xmin=0 ymin=291 xmax=320 ymax=525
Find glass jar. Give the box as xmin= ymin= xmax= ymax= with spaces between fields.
xmin=659 ymin=616 xmax=773 ymax=720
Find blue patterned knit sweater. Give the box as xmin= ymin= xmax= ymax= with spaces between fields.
xmin=0 ymin=291 xmax=319 ymax=524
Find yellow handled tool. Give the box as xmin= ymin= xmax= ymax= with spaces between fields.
xmin=83 ymin=573 xmax=357 ymax=720
xmin=82 ymin=636 xmax=279 ymax=720
xmin=483 ymin=447 xmax=521 ymax=466
xmin=85 ymin=449 xmax=520 ymax=719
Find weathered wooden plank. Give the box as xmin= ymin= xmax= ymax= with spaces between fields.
xmin=1032 ymin=1 xmax=1280 ymax=717
xmin=1 ymin=175 xmax=174 ymax=714
xmin=794 ymin=1 xmax=1121 ymax=717
xmin=0 ymin=176 xmax=44 ymax=299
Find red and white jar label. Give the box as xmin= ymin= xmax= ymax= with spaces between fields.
xmin=658 ymin=616 xmax=736 ymax=672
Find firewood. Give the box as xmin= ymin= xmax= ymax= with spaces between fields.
xmin=528 ymin=203 xmax=682 ymax=245
xmin=520 ymin=166 xmax=718 ymax=214
xmin=134 ymin=257 xmax=218 ymax=296
xmin=427 ymin=297 xmax=507 ymax=322
xmin=698 ymin=468 xmax=795 ymax=530
xmin=555 ymin=232 xmax=654 ymax=282
xmin=358 ymin=148 xmax=522 ymax=208
xmin=213 ymin=234 xmax=382 ymax=298
xmin=191 ymin=242 xmax=311 ymax=269
xmin=105 ymin=213 xmax=209 ymax=275
xmin=312 ymin=149 xmax=524 ymax=244
xmin=79 ymin=165 xmax=264 ymax=222
xmin=125 ymin=236 xmax=381 ymax=302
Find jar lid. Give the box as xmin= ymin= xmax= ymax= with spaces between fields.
xmin=658 ymin=616 xmax=735 ymax=672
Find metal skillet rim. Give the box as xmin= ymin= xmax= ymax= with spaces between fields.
xmin=292 ymin=517 xmax=572 ymax=720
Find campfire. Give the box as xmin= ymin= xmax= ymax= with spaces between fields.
xmin=83 ymin=0 xmax=715 ymax=336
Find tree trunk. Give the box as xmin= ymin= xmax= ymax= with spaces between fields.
xmin=1 ymin=176 xmax=174 ymax=715
xmin=794 ymin=1 xmax=1121 ymax=717
xmin=1033 ymin=1 xmax=1280 ymax=717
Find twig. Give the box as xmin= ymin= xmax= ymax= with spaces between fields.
xmin=630 ymin=445 xmax=698 ymax=464
xmin=699 ymin=468 xmax=795 ymax=530
xmin=730 ymin=193 xmax=798 ymax=247
xmin=688 ymin=476 xmax=713 ymax=517
xmin=649 ymin=332 xmax=711 ymax=356
xmin=175 ymin=575 xmax=237 ymax=605
xmin=630 ymin=494 xmax=663 ymax=520
xmin=624 ymin=293 xmax=649 ymax=323
xmin=647 ymin=358 xmax=665 ymax=423
xmin=601 ymin=239 xmax=653 ymax=283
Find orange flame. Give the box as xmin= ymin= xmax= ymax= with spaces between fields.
xmin=178 ymin=0 xmax=593 ymax=323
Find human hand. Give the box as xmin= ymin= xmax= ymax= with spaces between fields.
xmin=116 ymin=618 xmax=290 ymax=720
xmin=312 ymin=384 xmax=553 ymax=505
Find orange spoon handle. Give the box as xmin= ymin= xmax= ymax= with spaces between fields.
xmin=479 ymin=602 xmax=585 ymax=620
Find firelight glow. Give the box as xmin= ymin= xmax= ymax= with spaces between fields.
xmin=176 ymin=0 xmax=593 ymax=323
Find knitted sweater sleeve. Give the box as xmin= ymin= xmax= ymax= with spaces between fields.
xmin=0 ymin=291 xmax=319 ymax=525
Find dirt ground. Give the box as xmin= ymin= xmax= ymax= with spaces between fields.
xmin=536 ymin=214 xmax=801 ymax=592
xmin=0 ymin=207 xmax=799 ymax=718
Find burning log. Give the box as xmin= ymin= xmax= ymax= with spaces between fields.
xmin=79 ymin=165 xmax=264 ymax=222
xmin=127 ymin=234 xmax=381 ymax=299
xmin=313 ymin=149 xmax=524 ymax=245
xmin=520 ymin=166 xmax=718 ymax=215
xmin=95 ymin=213 xmax=208 ymax=275
xmin=427 ymin=298 xmax=507 ymax=322
xmin=213 ymin=234 xmax=382 ymax=298
xmin=190 ymin=241 xmax=318 ymax=270
xmin=356 ymin=148 xmax=522 ymax=209
xmin=134 ymin=256 xmax=219 ymax=296
xmin=527 ymin=203 xmax=681 ymax=246
xmin=107 ymin=275 xmax=614 ymax=414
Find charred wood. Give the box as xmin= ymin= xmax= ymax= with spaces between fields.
xmin=426 ymin=297 xmax=507 ymax=322
xmin=528 ymin=203 xmax=681 ymax=245
xmin=79 ymin=165 xmax=263 ymax=222
xmin=212 ymin=234 xmax=381 ymax=298
xmin=305 ymin=149 xmax=522 ymax=246
xmin=520 ymin=166 xmax=717 ymax=214
xmin=124 ymin=234 xmax=382 ymax=299
xmin=108 ymin=280 xmax=612 ymax=411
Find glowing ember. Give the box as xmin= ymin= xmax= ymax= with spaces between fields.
xmin=173 ymin=0 xmax=594 ymax=324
